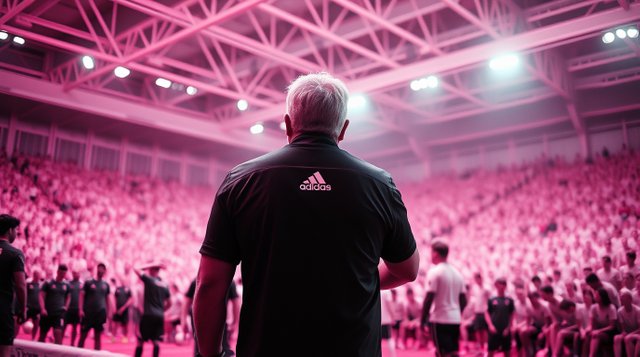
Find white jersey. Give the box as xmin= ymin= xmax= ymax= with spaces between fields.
xmin=470 ymin=284 xmax=490 ymax=314
xmin=426 ymin=262 xmax=465 ymax=324
xmin=618 ymin=305 xmax=640 ymax=333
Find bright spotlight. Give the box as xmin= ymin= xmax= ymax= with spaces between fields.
xmin=250 ymin=122 xmax=264 ymax=134
xmin=348 ymin=94 xmax=367 ymax=110
xmin=616 ymin=28 xmax=627 ymax=39
xmin=628 ymin=28 xmax=639 ymax=39
xmin=489 ymin=53 xmax=520 ymax=71
xmin=0 ymin=31 xmax=8 ymax=41
xmin=602 ymin=32 xmax=615 ymax=44
xmin=237 ymin=99 xmax=249 ymax=111
xmin=280 ymin=121 xmax=287 ymax=131
xmin=410 ymin=80 xmax=421 ymax=91
xmin=155 ymin=77 xmax=172 ymax=88
xmin=186 ymin=86 xmax=198 ymax=96
xmin=12 ymin=36 xmax=25 ymax=45
xmin=81 ymin=56 xmax=95 ymax=69
xmin=425 ymin=75 xmax=439 ymax=89
xmin=114 ymin=66 xmax=130 ymax=78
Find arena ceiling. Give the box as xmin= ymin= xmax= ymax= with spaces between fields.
xmin=0 ymin=0 xmax=639 ymax=169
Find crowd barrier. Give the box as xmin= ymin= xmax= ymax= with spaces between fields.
xmin=11 ymin=340 xmax=126 ymax=357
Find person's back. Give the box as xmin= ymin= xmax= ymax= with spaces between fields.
xmin=428 ymin=263 xmax=465 ymax=323
xmin=207 ymin=135 xmax=414 ymax=355
xmin=195 ymin=73 xmax=418 ymax=357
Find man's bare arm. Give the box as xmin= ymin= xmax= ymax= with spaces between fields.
xmin=14 ymin=272 xmax=26 ymax=321
xmin=380 ymin=249 xmax=420 ymax=290
xmin=193 ymin=255 xmax=235 ymax=357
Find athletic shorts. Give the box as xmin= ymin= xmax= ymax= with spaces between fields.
xmin=392 ymin=320 xmax=402 ymax=330
xmin=473 ymin=313 xmax=488 ymax=331
xmin=40 ymin=314 xmax=65 ymax=330
xmin=430 ymin=323 xmax=460 ymax=355
xmin=27 ymin=308 xmax=41 ymax=320
xmin=488 ymin=330 xmax=512 ymax=352
xmin=0 ymin=313 xmax=15 ymax=346
xmin=113 ymin=310 xmax=129 ymax=324
xmin=65 ymin=309 xmax=80 ymax=324
xmin=81 ymin=310 xmax=107 ymax=333
xmin=381 ymin=324 xmax=392 ymax=340
xmin=139 ymin=315 xmax=164 ymax=341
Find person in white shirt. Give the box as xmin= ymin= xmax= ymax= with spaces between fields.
xmin=620 ymin=251 xmax=640 ymax=279
xmin=597 ymin=256 xmax=622 ymax=290
xmin=614 ymin=289 xmax=640 ymax=357
xmin=470 ymin=272 xmax=491 ymax=352
xmin=421 ymin=240 xmax=467 ymax=357
xmin=587 ymin=288 xmax=618 ymax=357
xmin=518 ymin=292 xmax=550 ymax=357
xmin=586 ymin=273 xmax=621 ymax=308
xmin=381 ymin=289 xmax=397 ymax=357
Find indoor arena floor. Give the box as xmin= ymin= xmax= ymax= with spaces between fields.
xmin=15 ymin=331 xmax=453 ymax=356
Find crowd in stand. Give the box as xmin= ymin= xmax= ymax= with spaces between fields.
xmin=2 ymin=147 xmax=639 ymax=356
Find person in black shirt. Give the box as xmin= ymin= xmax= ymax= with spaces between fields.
xmin=111 ymin=279 xmax=133 ymax=343
xmin=194 ymin=72 xmax=419 ymax=357
xmin=64 ymin=269 xmax=82 ymax=346
xmin=134 ymin=263 xmax=171 ymax=357
xmin=38 ymin=264 xmax=70 ymax=344
xmin=0 ymin=214 xmax=26 ymax=357
xmin=78 ymin=263 xmax=110 ymax=350
xmin=26 ymin=269 xmax=41 ymax=340
xmin=485 ymin=278 xmax=515 ymax=357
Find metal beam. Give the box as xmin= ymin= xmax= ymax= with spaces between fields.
xmin=0 ymin=69 xmax=279 ymax=153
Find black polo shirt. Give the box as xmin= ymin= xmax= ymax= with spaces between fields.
xmin=42 ymin=280 xmax=70 ymax=315
xmin=140 ymin=275 xmax=170 ymax=318
xmin=200 ymin=133 xmax=416 ymax=357
xmin=0 ymin=240 xmax=25 ymax=315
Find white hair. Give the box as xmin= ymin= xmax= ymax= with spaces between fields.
xmin=285 ymin=72 xmax=349 ymax=139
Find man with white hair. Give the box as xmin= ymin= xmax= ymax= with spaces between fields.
xmin=194 ymin=72 xmax=419 ymax=357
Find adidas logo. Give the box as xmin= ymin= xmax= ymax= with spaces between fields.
xmin=299 ymin=171 xmax=332 ymax=191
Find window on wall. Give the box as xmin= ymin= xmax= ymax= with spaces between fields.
xmin=187 ymin=164 xmax=209 ymax=186
xmin=126 ymin=152 xmax=152 ymax=176
xmin=158 ymin=159 xmax=181 ymax=182
xmin=55 ymin=138 xmax=85 ymax=166
xmin=91 ymin=146 xmax=119 ymax=172
xmin=15 ymin=131 xmax=48 ymax=157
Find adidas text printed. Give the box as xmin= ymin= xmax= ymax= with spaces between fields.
xmin=300 ymin=171 xmax=332 ymax=191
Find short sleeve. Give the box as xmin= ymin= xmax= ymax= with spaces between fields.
xmin=13 ymin=251 xmax=25 ymax=273
xmin=199 ymin=178 xmax=241 ymax=265
xmin=380 ymin=182 xmax=417 ymax=263
xmin=425 ymin=268 xmax=439 ymax=293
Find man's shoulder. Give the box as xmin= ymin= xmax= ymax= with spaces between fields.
xmin=223 ymin=144 xmax=395 ymax=189
xmin=0 ymin=242 xmax=23 ymax=256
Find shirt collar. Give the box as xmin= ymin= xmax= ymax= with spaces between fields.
xmin=289 ymin=133 xmax=338 ymax=147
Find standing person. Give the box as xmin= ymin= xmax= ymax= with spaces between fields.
xmin=38 ymin=264 xmax=70 ymax=344
xmin=78 ymin=263 xmax=110 ymax=350
xmin=0 ymin=214 xmax=26 ymax=357
xmin=193 ymin=72 xmax=419 ymax=357
xmin=64 ymin=270 xmax=82 ymax=346
xmin=471 ymin=273 xmax=491 ymax=352
xmin=381 ymin=289 xmax=397 ymax=357
xmin=134 ymin=263 xmax=171 ymax=357
xmin=111 ymin=279 xmax=133 ymax=343
xmin=421 ymin=240 xmax=467 ymax=357
xmin=485 ymin=278 xmax=515 ymax=357
xmin=26 ymin=270 xmax=42 ymax=340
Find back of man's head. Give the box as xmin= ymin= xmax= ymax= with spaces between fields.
xmin=431 ymin=240 xmax=449 ymax=259
xmin=0 ymin=214 xmax=20 ymax=237
xmin=286 ymin=72 xmax=349 ymax=140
